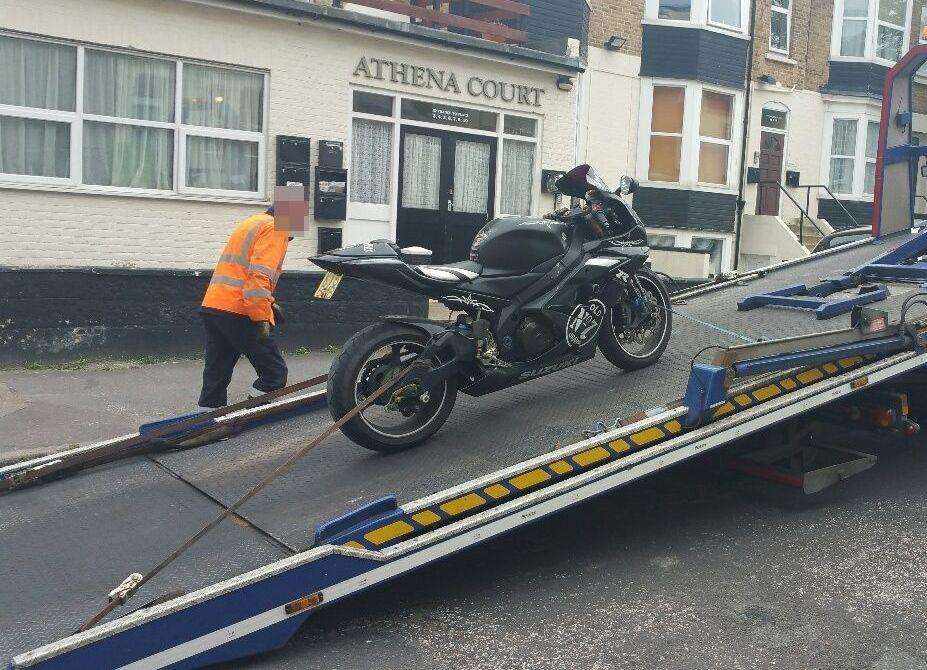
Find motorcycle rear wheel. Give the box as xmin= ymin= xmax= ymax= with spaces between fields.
xmin=328 ymin=322 xmax=458 ymax=453
xmin=598 ymin=269 xmax=672 ymax=370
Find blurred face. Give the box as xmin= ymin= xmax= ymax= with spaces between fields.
xmin=273 ymin=185 xmax=309 ymax=234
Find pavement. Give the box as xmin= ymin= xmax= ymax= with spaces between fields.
xmin=4 ymin=236 xmax=927 ymax=670
xmin=0 ymin=351 xmax=334 ymax=464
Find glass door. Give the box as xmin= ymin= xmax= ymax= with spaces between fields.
xmin=397 ymin=126 xmax=496 ymax=264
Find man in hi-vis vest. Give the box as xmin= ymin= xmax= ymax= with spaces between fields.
xmin=198 ymin=185 xmax=308 ymax=408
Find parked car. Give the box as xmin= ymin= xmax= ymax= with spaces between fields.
xmin=812 ymin=227 xmax=872 ymax=253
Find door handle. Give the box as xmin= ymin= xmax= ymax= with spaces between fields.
xmin=447 ymin=199 xmax=454 ymax=212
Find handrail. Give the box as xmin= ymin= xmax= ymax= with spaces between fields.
xmin=800 ymin=183 xmax=863 ymax=232
xmin=755 ymin=181 xmax=863 ymax=247
xmin=756 ymin=180 xmax=829 ymax=246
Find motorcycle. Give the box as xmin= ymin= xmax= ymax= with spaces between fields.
xmin=311 ymin=164 xmax=672 ymax=452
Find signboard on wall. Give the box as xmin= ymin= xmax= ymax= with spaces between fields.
xmin=353 ymin=56 xmax=545 ymax=107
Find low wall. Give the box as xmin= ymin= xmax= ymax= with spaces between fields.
xmin=0 ymin=268 xmax=427 ymax=364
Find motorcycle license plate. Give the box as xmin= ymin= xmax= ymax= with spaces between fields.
xmin=314 ymin=272 xmax=343 ymax=300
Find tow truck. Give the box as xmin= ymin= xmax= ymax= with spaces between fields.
xmin=5 ymin=45 xmax=927 ymax=670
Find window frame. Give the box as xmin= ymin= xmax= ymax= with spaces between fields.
xmin=637 ymin=79 xmax=743 ymax=193
xmin=643 ymin=0 xmax=752 ymax=36
xmin=830 ymin=0 xmax=913 ymax=65
xmin=346 ymin=86 xmax=542 ymax=224
xmin=822 ymin=109 xmax=881 ymax=200
xmin=769 ymin=0 xmax=792 ymax=55
xmin=0 ymin=32 xmax=268 ymax=201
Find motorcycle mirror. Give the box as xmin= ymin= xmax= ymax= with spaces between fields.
xmin=618 ymin=175 xmax=639 ymax=196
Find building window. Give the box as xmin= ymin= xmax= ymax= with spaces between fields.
xmin=501 ymin=139 xmax=535 ymax=215
xmin=770 ymin=0 xmax=791 ymax=54
xmin=691 ymin=236 xmax=724 ymax=275
xmin=698 ymin=91 xmax=733 ymax=185
xmin=649 ymin=233 xmax=677 ymax=247
xmin=350 ymin=118 xmax=393 ymax=205
xmin=647 ymin=0 xmax=747 ymax=32
xmin=501 ymin=115 xmax=538 ymax=216
xmin=642 ymin=81 xmax=740 ymax=189
xmin=827 ymin=116 xmax=880 ymax=198
xmin=708 ymin=0 xmax=741 ymax=28
xmin=833 ymin=0 xmax=911 ymax=63
xmin=0 ymin=35 xmax=76 ymax=179
xmin=864 ymin=120 xmax=879 ymax=194
xmin=0 ymin=33 xmax=266 ymax=197
xmin=649 ymin=86 xmax=685 ymax=183
xmin=659 ymin=0 xmax=691 ymax=20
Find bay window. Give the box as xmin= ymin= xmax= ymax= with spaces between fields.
xmin=697 ymin=91 xmax=733 ymax=185
xmin=649 ymin=86 xmax=685 ymax=183
xmin=708 ymin=0 xmax=741 ymax=29
xmin=827 ymin=115 xmax=880 ymax=198
xmin=833 ymin=0 xmax=911 ymax=63
xmin=645 ymin=0 xmax=749 ymax=33
xmin=641 ymin=81 xmax=740 ymax=189
xmin=0 ymin=32 xmax=266 ymax=197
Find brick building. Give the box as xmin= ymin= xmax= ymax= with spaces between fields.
xmin=581 ymin=0 xmax=927 ymax=275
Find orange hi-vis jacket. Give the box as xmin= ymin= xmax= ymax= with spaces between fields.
xmin=202 ymin=213 xmax=289 ymax=325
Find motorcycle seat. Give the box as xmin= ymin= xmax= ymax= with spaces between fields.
xmin=413 ymin=265 xmax=480 ymax=283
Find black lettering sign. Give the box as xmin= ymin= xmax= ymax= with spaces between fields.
xmin=352 ymin=56 xmax=545 ymax=107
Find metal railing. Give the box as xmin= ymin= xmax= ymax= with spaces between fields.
xmin=757 ymin=181 xmax=862 ymax=247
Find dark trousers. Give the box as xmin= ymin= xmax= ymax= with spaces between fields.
xmin=198 ymin=311 xmax=288 ymax=408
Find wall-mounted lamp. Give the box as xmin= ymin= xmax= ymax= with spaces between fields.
xmin=604 ymin=35 xmax=627 ymax=51
xmin=556 ymin=75 xmax=574 ymax=92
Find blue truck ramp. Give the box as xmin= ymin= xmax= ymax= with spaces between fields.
xmin=5 ymin=230 xmax=927 ymax=670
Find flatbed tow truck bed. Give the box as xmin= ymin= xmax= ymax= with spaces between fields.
xmin=4 ymin=233 xmax=927 ymax=669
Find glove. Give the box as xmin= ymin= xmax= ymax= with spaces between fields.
xmin=256 ymin=321 xmax=272 ymax=340
xmin=272 ymin=302 xmax=285 ymax=325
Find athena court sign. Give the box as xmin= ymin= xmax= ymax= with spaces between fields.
xmin=353 ymin=56 xmax=545 ymax=107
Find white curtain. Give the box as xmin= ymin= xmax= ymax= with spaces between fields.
xmin=0 ymin=35 xmax=75 ymax=177
xmin=351 ymin=118 xmax=392 ymax=204
xmin=453 ymin=140 xmax=490 ymax=214
xmin=83 ymin=121 xmax=173 ymax=189
xmin=501 ymin=139 xmax=535 ymax=216
xmin=830 ymin=119 xmax=857 ymax=193
xmin=0 ymin=116 xmax=70 ymax=177
xmin=186 ymin=135 xmax=258 ymax=191
xmin=865 ymin=121 xmax=879 ymax=194
xmin=182 ymin=64 xmax=263 ymax=132
xmin=0 ymin=35 xmax=76 ymax=111
xmin=84 ymin=49 xmax=174 ymax=122
xmin=402 ymin=133 xmax=441 ymax=210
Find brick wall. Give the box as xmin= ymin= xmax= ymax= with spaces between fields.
xmin=588 ymin=0 xmax=646 ymax=55
xmin=752 ymin=0 xmax=833 ymax=90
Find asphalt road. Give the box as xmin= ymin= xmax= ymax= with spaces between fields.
xmin=4 ymin=235 xmax=927 ymax=669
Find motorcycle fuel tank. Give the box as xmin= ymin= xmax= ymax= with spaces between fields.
xmin=470 ymin=217 xmax=570 ymax=274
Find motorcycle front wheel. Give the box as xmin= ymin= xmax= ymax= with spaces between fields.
xmin=598 ymin=268 xmax=672 ymax=370
xmin=327 ymin=322 xmax=458 ymax=453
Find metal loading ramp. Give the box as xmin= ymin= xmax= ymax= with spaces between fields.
xmin=4 ymin=232 xmax=927 ymax=669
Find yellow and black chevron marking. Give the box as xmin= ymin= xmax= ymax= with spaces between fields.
xmin=338 ymin=355 xmax=870 ymax=552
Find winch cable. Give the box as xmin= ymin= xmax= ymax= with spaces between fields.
xmin=665 ymin=306 xmax=759 ymax=344
xmin=77 ymin=359 xmax=425 ymax=633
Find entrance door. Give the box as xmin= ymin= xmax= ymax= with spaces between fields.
xmin=397 ymin=126 xmax=496 ymax=264
xmin=756 ymin=131 xmax=785 ymax=215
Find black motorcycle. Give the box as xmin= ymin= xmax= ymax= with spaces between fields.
xmin=312 ymin=165 xmax=672 ymax=452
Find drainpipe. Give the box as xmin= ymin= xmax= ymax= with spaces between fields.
xmin=733 ymin=0 xmax=759 ymax=271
